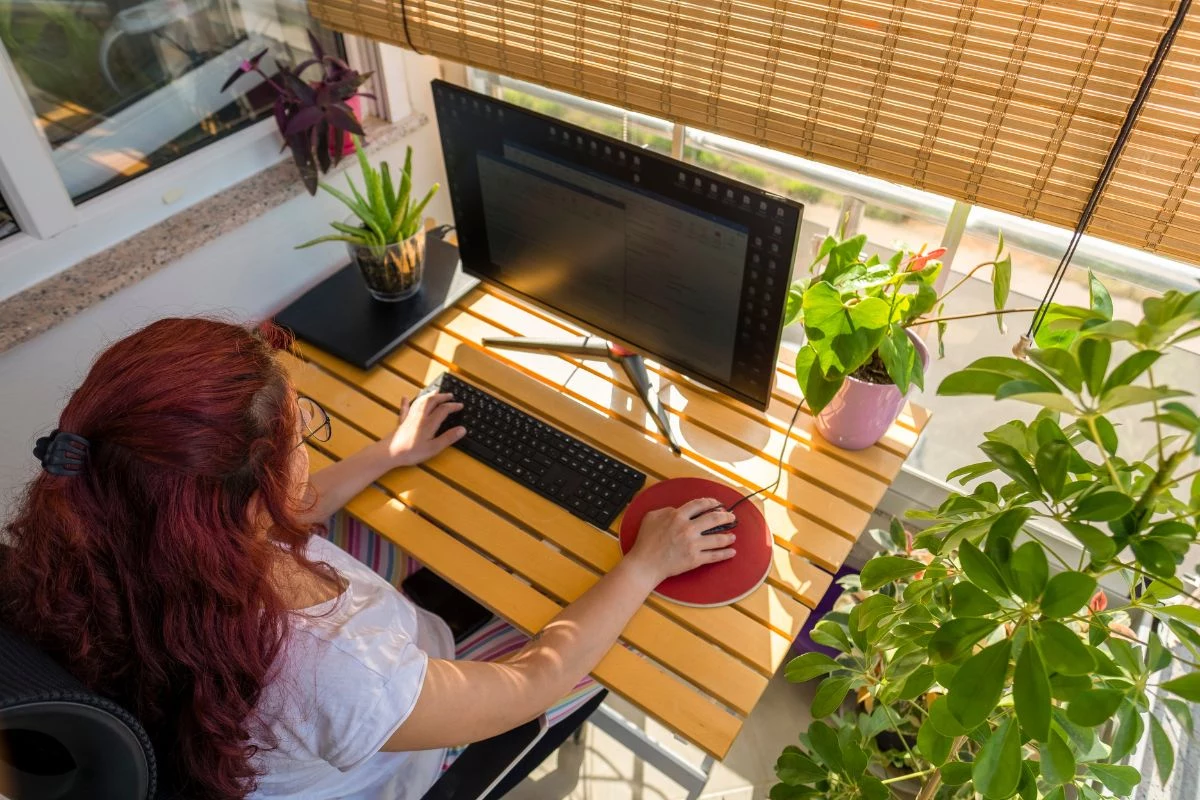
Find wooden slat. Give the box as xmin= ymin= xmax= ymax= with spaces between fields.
xmin=321 ymin=475 xmax=743 ymax=758
xmin=474 ymin=286 xmax=913 ymax=480
xmin=297 ymin=344 xmax=808 ymax=669
xmin=386 ymin=327 xmax=843 ymax=586
xmin=283 ymin=353 xmax=777 ymax=715
xmin=405 ymin=315 xmax=855 ymax=571
xmin=449 ymin=293 xmax=890 ymax=515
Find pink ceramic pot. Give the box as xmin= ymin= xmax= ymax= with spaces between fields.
xmin=815 ymin=329 xmax=930 ymax=450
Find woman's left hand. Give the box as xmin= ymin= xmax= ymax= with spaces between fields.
xmin=381 ymin=392 xmax=466 ymax=467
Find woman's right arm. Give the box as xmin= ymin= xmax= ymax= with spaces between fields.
xmin=381 ymin=498 xmax=737 ymax=751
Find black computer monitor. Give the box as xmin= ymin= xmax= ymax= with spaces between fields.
xmin=431 ymin=80 xmax=803 ymax=411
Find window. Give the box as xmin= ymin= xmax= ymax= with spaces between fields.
xmin=469 ymin=69 xmax=1200 ymax=498
xmin=0 ymin=0 xmax=340 ymax=203
xmin=467 ymin=72 xmax=673 ymax=156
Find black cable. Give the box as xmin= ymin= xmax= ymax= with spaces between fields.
xmin=1026 ymin=0 xmax=1191 ymax=340
xmin=728 ymin=399 xmax=804 ymax=513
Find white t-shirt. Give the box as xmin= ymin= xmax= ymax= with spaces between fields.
xmin=250 ymin=536 xmax=455 ymax=800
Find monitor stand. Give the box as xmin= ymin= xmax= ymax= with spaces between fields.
xmin=481 ymin=336 xmax=683 ymax=455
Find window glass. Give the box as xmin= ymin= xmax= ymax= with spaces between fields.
xmin=0 ymin=1 xmax=340 ymax=203
xmin=468 ymin=70 xmax=673 ymax=155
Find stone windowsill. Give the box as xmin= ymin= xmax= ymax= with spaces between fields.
xmin=0 ymin=113 xmax=429 ymax=355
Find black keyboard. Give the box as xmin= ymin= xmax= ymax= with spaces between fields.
xmin=428 ymin=373 xmax=647 ymax=528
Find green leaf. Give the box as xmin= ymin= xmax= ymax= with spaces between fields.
xmin=929 ymin=617 xmax=1001 ymax=663
xmin=1066 ymin=688 xmax=1124 ymax=726
xmin=1009 ymin=541 xmax=1048 ymax=601
xmin=1029 ymin=348 xmax=1083 ymax=393
xmin=776 ymin=749 xmax=825 ymax=785
xmin=810 ymin=676 xmax=853 ymax=718
xmin=1041 ymin=572 xmax=1097 ymax=618
xmin=995 ymin=386 xmax=1079 ymax=414
xmin=941 ymin=761 xmax=973 ymax=786
xmin=1132 ymin=538 xmax=1177 ymax=579
xmin=1034 ymin=440 xmax=1071 ymax=500
xmin=962 ymin=356 xmax=1061 ymax=390
xmin=807 ymin=720 xmax=843 ymax=773
xmin=1162 ymin=672 xmax=1200 ymax=701
xmin=878 ymin=323 xmax=916 ymax=394
xmin=1110 ymin=701 xmax=1144 ymax=762
xmin=810 ymin=620 xmax=854 ymax=653
xmin=801 ymin=282 xmax=888 ymax=373
xmin=937 ymin=368 xmax=1014 ymax=396
xmin=784 ymin=652 xmax=841 ymax=683
xmin=973 ymin=717 xmax=1022 ymax=799
xmin=1099 ymin=384 xmax=1188 ymax=413
xmin=929 ymin=695 xmax=968 ymax=736
xmin=1061 ymin=522 xmax=1117 ymax=564
xmin=1037 ymin=620 xmax=1096 ymax=676
xmin=1101 ymin=349 xmax=1162 ymax=394
xmin=897 ymin=665 xmax=936 ymax=700
xmin=1150 ymin=712 xmax=1175 ymax=783
xmin=857 ymin=775 xmax=888 ymax=800
xmin=1166 ymin=698 xmax=1194 ymax=734
xmin=1013 ymin=640 xmax=1051 ymax=741
xmin=993 ymin=255 xmax=1012 ymax=328
xmin=1088 ymin=270 xmax=1114 ymax=319
xmin=794 ymin=345 xmax=845 ymax=415
xmin=979 ymin=441 xmax=1042 ymax=496
xmin=959 ymin=541 xmax=1010 ymax=598
xmin=860 ymin=555 xmax=926 ymax=590
xmin=949 ymin=639 xmax=1012 ymax=729
xmin=917 ymin=715 xmax=953 ymax=765
xmin=1152 ymin=604 xmax=1200 ymax=626
xmin=400 ymin=183 xmax=439 ymax=239
xmin=1072 ymin=490 xmax=1134 ymax=521
xmin=1088 ymin=764 xmax=1140 ymax=796
xmin=1039 ymin=730 xmax=1075 ymax=785
xmin=951 ymin=582 xmax=1001 ymax=617
xmin=784 ymin=283 xmax=805 ymax=326
xmin=1077 ymin=337 xmax=1111 ymax=397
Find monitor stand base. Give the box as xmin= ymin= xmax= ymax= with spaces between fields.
xmin=481 ymin=335 xmax=683 ymax=456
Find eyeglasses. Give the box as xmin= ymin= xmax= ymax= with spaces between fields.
xmin=297 ymin=395 xmax=332 ymax=449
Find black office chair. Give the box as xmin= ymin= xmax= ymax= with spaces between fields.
xmin=0 ymin=619 xmax=603 ymax=800
xmin=0 ymin=625 xmax=157 ymax=800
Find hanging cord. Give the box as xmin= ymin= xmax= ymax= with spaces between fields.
xmin=1023 ymin=0 xmax=1192 ymax=349
xmin=727 ymin=400 xmax=804 ymax=513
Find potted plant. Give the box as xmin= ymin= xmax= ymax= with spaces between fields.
xmin=775 ymin=276 xmax=1200 ymax=800
xmin=297 ymin=138 xmax=439 ymax=302
xmin=785 ymin=233 xmax=1026 ymax=449
xmin=222 ymin=31 xmax=370 ymax=195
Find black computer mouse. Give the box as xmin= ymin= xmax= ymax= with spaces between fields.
xmin=689 ymin=504 xmax=739 ymax=536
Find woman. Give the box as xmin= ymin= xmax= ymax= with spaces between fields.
xmin=0 ymin=317 xmax=737 ymax=800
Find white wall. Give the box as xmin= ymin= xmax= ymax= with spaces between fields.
xmin=0 ymin=63 xmax=451 ymax=521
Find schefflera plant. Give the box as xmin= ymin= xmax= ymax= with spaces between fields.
xmin=774 ymin=277 xmax=1200 ymax=800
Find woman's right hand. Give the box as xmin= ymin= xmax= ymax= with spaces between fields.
xmin=627 ymin=497 xmax=737 ymax=583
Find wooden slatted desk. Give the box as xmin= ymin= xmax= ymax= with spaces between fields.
xmin=283 ymin=282 xmax=930 ymax=778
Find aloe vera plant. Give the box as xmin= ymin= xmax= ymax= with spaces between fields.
xmin=298 ymin=136 xmax=439 ymax=250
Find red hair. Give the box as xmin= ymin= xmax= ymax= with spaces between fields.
xmin=1 ymin=317 xmax=335 ymax=799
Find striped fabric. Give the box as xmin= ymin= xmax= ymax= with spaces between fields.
xmin=321 ymin=513 xmax=603 ymax=769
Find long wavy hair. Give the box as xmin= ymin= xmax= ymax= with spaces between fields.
xmin=1 ymin=317 xmax=336 ymax=799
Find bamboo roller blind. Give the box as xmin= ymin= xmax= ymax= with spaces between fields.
xmin=308 ymin=0 xmax=1200 ymax=262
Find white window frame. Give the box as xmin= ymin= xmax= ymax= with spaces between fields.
xmin=0 ymin=31 xmax=414 ymax=303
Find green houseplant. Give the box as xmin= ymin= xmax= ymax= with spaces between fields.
xmin=785 ymin=234 xmax=1026 ymax=449
xmin=298 ymin=137 xmax=439 ymax=302
xmin=776 ymin=275 xmax=1200 ymax=800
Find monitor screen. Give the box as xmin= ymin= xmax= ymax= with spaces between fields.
xmin=431 ymin=80 xmax=803 ymax=410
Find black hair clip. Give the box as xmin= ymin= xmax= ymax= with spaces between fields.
xmin=33 ymin=429 xmax=90 ymax=476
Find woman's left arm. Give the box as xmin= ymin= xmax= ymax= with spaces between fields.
xmin=299 ymin=392 xmax=465 ymax=524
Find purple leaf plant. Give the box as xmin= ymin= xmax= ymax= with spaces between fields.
xmin=223 ymin=30 xmax=373 ymax=195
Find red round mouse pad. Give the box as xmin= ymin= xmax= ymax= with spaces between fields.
xmin=619 ymin=477 xmax=771 ymax=607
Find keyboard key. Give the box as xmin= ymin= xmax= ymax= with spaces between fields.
xmin=434 ymin=372 xmax=647 ymax=529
